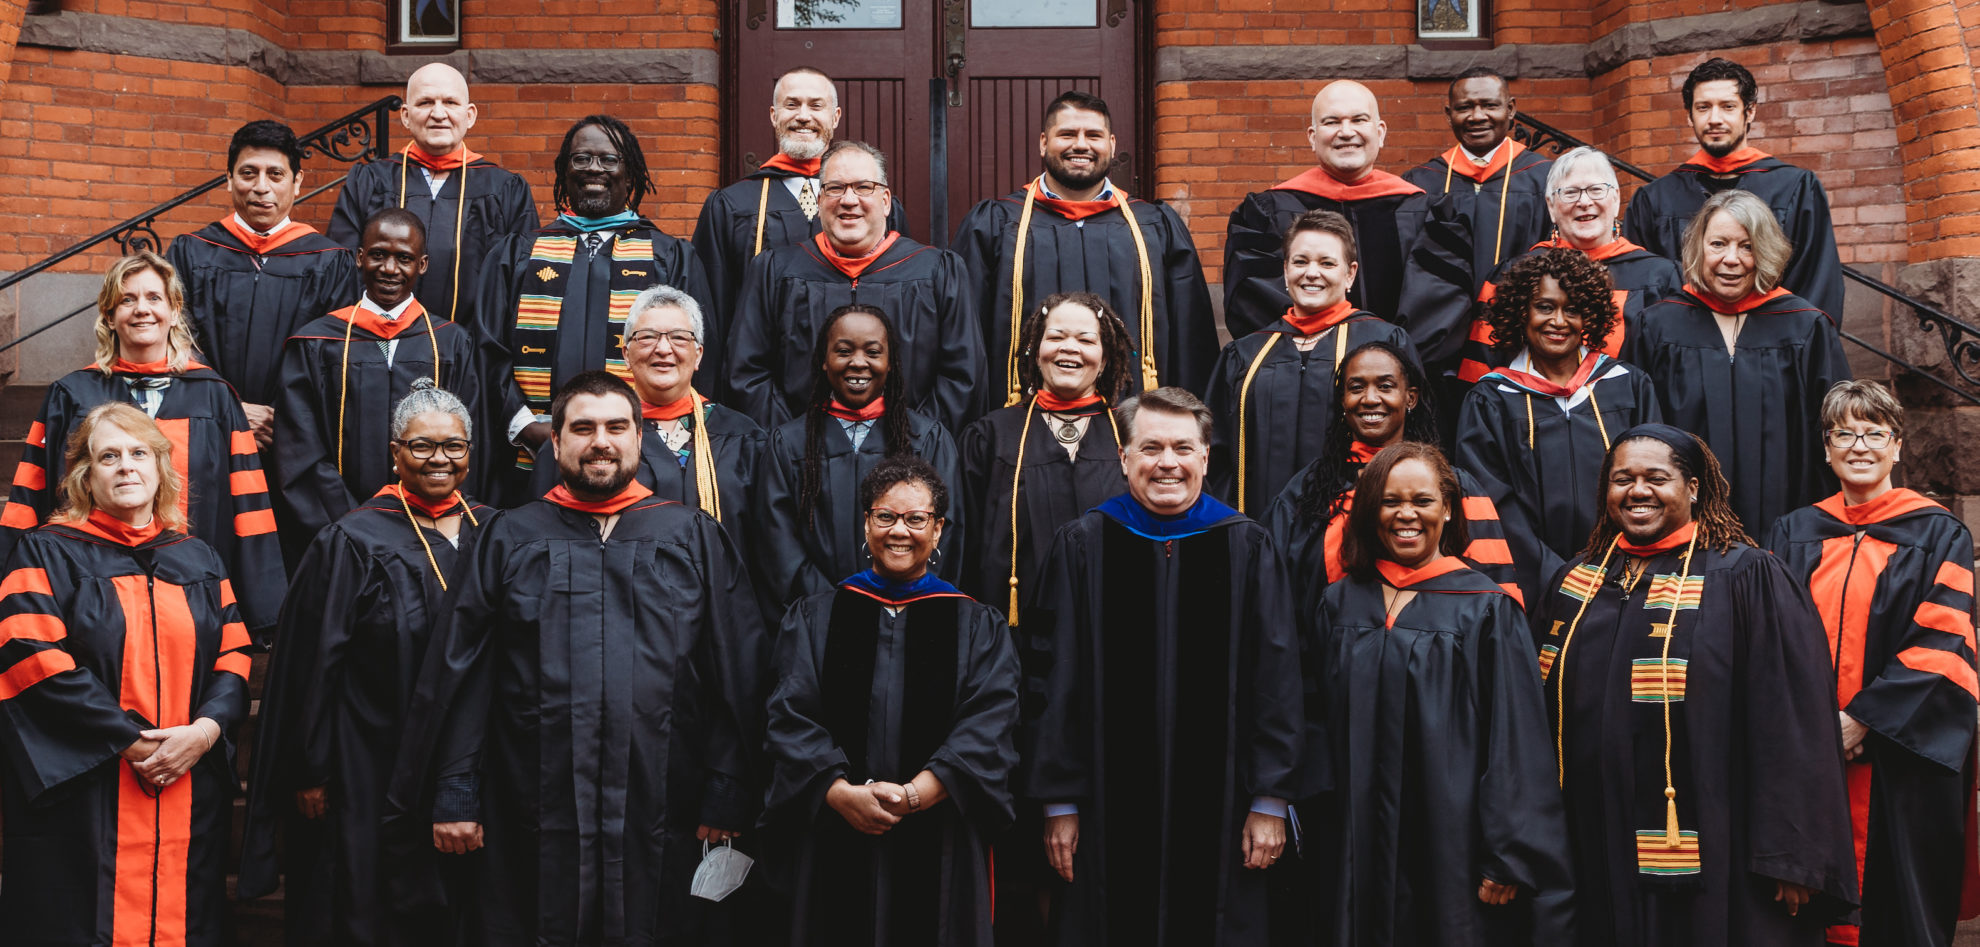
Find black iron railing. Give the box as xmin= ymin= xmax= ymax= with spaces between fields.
xmin=0 ymin=94 xmax=401 ymax=355
xmin=1513 ymin=112 xmax=1980 ymax=407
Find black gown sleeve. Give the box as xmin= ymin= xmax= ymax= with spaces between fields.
xmin=764 ymin=595 xmax=849 ymax=822
xmin=1223 ymin=194 xmax=1291 ymax=338
xmin=1018 ymin=521 xmax=1093 ymax=806
xmin=0 ymin=383 xmax=79 ymax=567
xmin=1454 ymin=387 xmax=1562 ymax=606
xmin=725 ymin=251 xmax=786 ymax=428
xmin=1472 ymin=591 xmax=1576 ymax=938
xmin=271 ymin=338 xmax=357 ymax=545
xmin=1784 ymin=173 xmax=1846 ymax=323
xmin=1395 ymin=207 xmax=1482 ymax=368
xmin=1845 ymin=525 xmax=1979 ymax=771
xmin=1236 ymin=526 xmax=1304 ymax=803
xmin=922 ymin=603 xmax=1021 ymax=829
xmin=327 ymin=165 xmax=375 ymax=249
xmin=1156 ymin=204 xmax=1219 ymax=395
xmin=929 ymin=250 xmax=987 ymax=430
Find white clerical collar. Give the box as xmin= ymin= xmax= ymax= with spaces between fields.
xmin=359 ymin=293 xmax=415 ymax=321
xmin=1039 ymin=176 xmax=1117 ymax=202
xmin=1459 ymin=139 xmax=1508 ymax=167
xmin=232 ymin=213 xmax=291 ymax=238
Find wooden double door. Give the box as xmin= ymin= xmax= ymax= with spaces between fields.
xmin=729 ymin=0 xmax=1144 ymax=246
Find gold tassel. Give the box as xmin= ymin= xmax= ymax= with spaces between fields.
xmin=1008 ymin=576 xmax=1021 ymax=627
xmin=1664 ymin=786 xmax=1680 ymax=848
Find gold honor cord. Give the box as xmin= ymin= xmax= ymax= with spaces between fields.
xmin=1656 ymin=532 xmax=1699 ymax=848
xmin=1522 ymin=378 xmax=1610 ymax=451
xmin=396 ymin=489 xmax=478 ymax=592
xmin=1006 ymin=395 xmax=1119 ymax=624
xmin=1441 ymin=147 xmax=1515 ymax=267
xmin=1551 ymin=536 xmax=1618 ymax=786
xmin=398 ymin=146 xmax=470 ymax=321
xmin=337 ymin=307 xmax=443 ymax=475
xmin=1233 ymin=321 xmax=1351 ymax=512
xmin=751 ymin=177 xmax=772 ymax=258
xmin=1003 ymin=179 xmax=1158 ymax=407
xmin=688 ymin=391 xmax=721 ymax=522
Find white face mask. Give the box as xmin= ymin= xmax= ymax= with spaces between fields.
xmin=689 ymin=839 xmax=754 ymax=902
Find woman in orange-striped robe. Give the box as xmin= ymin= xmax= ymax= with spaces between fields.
xmin=0 ymin=402 xmax=253 ymax=946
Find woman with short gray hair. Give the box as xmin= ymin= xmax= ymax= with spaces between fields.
xmin=1622 ymin=188 xmax=1847 ymax=536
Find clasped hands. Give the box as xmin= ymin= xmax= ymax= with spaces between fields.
xmin=122 ymin=717 xmax=221 ymax=789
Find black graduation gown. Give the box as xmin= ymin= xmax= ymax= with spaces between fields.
xmin=530 ymin=401 xmax=764 ymax=543
xmin=327 ymin=153 xmax=542 ymax=324
xmin=1455 ymin=355 xmax=1663 ymax=603
xmin=952 ymin=186 xmax=1218 ymax=397
xmin=1204 ymin=312 xmax=1421 ymax=513
xmin=1624 ymin=153 xmax=1845 ymax=323
xmin=167 ymin=223 xmax=360 ymax=406
xmin=0 ymin=365 xmax=286 ymax=634
xmin=271 ymin=304 xmax=490 ymax=560
xmin=765 ymin=584 xmax=1020 ymax=947
xmin=1454 ymin=240 xmax=1685 ymax=383
xmin=691 ymin=168 xmax=909 ymax=398
xmin=1311 ymin=561 xmax=1574 ymax=946
xmin=1623 ymin=288 xmax=1846 ymax=538
xmin=1397 ymin=144 xmax=1555 ymax=364
xmin=398 ymin=493 xmax=769 ymax=946
xmin=1765 ymin=491 xmax=1980 ymax=947
xmin=239 ymin=493 xmax=492 ymax=946
xmin=1534 ymin=540 xmax=1857 ymax=947
xmin=955 ymin=401 xmax=1125 ymax=623
xmin=0 ymin=521 xmax=252 ymax=947
xmin=755 ymin=408 xmax=964 ymax=608
xmin=726 ymin=235 xmax=984 ymax=432
xmin=1222 ymin=170 xmax=1428 ymax=336
xmin=1022 ymin=507 xmax=1303 ymax=947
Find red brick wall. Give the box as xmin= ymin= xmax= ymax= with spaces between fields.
xmin=1865 ymin=0 xmax=1980 ymax=261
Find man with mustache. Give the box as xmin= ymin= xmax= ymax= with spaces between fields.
xmin=1625 ymin=57 xmax=1844 ymax=320
xmin=329 ymin=62 xmax=539 ymax=328
xmin=953 ymin=90 xmax=1217 ymax=401
xmin=693 ymin=67 xmax=906 ymax=397
xmin=402 ymin=370 xmax=768 ymax=946
xmin=1223 ymin=80 xmax=1428 ymax=336
xmin=468 ymin=114 xmax=711 ymax=500
xmin=726 ymin=140 xmax=983 ymax=432
xmin=168 ymin=120 xmax=360 ymax=452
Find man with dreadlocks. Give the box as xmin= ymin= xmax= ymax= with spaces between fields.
xmin=754 ymin=304 xmax=964 ymax=612
xmin=1533 ymin=423 xmax=1856 ymax=947
xmin=468 ymin=114 xmax=711 ymax=499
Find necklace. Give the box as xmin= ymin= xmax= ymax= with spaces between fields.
xmin=1048 ymin=412 xmax=1086 ymax=444
xmin=1617 ymin=557 xmax=1649 ymax=595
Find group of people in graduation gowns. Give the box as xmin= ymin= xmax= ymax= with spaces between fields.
xmin=0 ymin=41 xmax=1974 ymax=947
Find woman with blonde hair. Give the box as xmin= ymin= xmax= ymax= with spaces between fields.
xmin=0 ymin=252 xmax=286 ymax=637
xmin=0 ymin=402 xmax=254 ymax=946
xmin=1622 ymin=188 xmax=1847 ymax=537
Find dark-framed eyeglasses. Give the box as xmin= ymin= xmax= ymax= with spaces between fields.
xmin=1825 ymin=429 xmax=1894 ymax=450
xmin=393 ymin=438 xmax=471 ymax=459
xmin=1551 ymin=183 xmax=1617 ymax=202
xmin=568 ymin=153 xmax=624 ymax=172
xmin=625 ymin=328 xmax=699 ymax=350
xmin=866 ymin=507 xmax=936 ymax=530
xmin=820 ymin=181 xmax=888 ymax=200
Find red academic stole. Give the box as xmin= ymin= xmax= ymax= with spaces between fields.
xmin=1348 ymin=440 xmax=1382 ymax=463
xmin=1680 ymin=145 xmax=1770 ymax=174
xmin=1489 ymin=351 xmax=1606 ymax=398
xmin=1439 ymin=139 xmax=1525 ymax=185
xmin=761 ymin=153 xmax=822 ymax=177
xmin=825 ymin=397 xmax=886 ymax=422
xmin=373 ymin=483 xmax=468 ymax=519
xmin=405 ymin=143 xmax=483 ymax=172
xmin=1281 ymin=301 xmax=1356 ymax=337
xmin=813 ymin=231 xmax=901 ymax=281
xmin=69 ymin=508 xmax=167 ymax=546
xmin=1034 ymin=391 xmax=1105 ymax=412
xmin=1681 ymin=284 xmax=1790 ymax=314
xmin=1812 ymin=488 xmax=1941 ymax=527
xmin=1027 ymin=178 xmax=1120 ymax=222
xmin=1618 ymin=521 xmax=1696 ymax=557
xmin=103 ymin=357 xmax=207 ymax=375
xmin=643 ymin=392 xmax=707 ymax=421
xmin=220 ymin=216 xmax=317 ymax=256
xmin=1274 ymin=167 xmax=1424 ymax=201
xmin=545 ymin=479 xmax=654 ymax=515
xmin=330 ymin=299 xmax=429 ymax=340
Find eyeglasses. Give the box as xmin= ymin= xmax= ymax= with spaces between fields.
xmin=568 ymin=153 xmax=623 ymax=172
xmin=1825 ymin=429 xmax=1895 ymax=450
xmin=626 ymin=329 xmax=699 ymax=350
xmin=1552 ymin=183 xmax=1617 ymax=202
xmin=820 ymin=181 xmax=888 ymax=200
xmin=866 ymin=508 xmax=936 ymax=530
xmin=393 ymin=438 xmax=471 ymax=459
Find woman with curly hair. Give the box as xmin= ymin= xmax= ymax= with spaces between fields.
xmin=1532 ymin=424 xmax=1856 ymax=947
xmin=1624 ymin=188 xmax=1847 ymax=537
xmin=1455 ymin=246 xmax=1662 ymax=602
xmin=1205 ymin=209 xmax=1420 ymax=513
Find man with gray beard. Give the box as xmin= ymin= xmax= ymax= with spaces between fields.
xmin=692 ymin=67 xmax=906 ymax=398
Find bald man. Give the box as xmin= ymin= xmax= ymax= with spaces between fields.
xmin=692 ymin=67 xmax=906 ymax=397
xmin=329 ymin=62 xmax=539 ymax=325
xmin=1223 ymin=80 xmax=1427 ymax=336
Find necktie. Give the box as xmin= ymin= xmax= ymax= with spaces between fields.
xmin=126 ymin=376 xmax=170 ymax=417
xmin=799 ymin=180 xmax=818 ymax=221
xmin=581 ymin=232 xmax=604 ymax=259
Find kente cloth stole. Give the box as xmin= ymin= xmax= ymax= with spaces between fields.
xmin=510 ymin=229 xmax=660 ymax=415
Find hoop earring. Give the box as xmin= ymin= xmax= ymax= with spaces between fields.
xmin=862 ymin=545 xmax=873 ymax=562
xmin=929 ymin=548 xmax=943 ymax=571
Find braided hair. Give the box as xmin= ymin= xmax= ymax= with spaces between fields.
xmin=798 ymin=304 xmax=914 ymax=527
xmin=1294 ymin=340 xmax=1438 ymax=525
xmin=1014 ymin=291 xmax=1134 ymax=403
xmin=552 ymin=115 xmax=654 ymax=214
xmin=1482 ymin=246 xmax=1619 ymax=355
xmin=1580 ymin=431 xmax=1753 ymax=558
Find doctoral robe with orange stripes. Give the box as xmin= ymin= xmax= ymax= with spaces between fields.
xmin=1766 ymin=489 xmax=1980 ymax=947
xmin=0 ymin=365 xmax=285 ymax=635
xmin=0 ymin=516 xmax=251 ymax=946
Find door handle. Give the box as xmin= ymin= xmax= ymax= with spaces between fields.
xmin=943 ymin=0 xmax=966 ymax=106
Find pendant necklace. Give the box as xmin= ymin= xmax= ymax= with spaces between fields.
xmin=1048 ymin=412 xmax=1085 ymax=444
